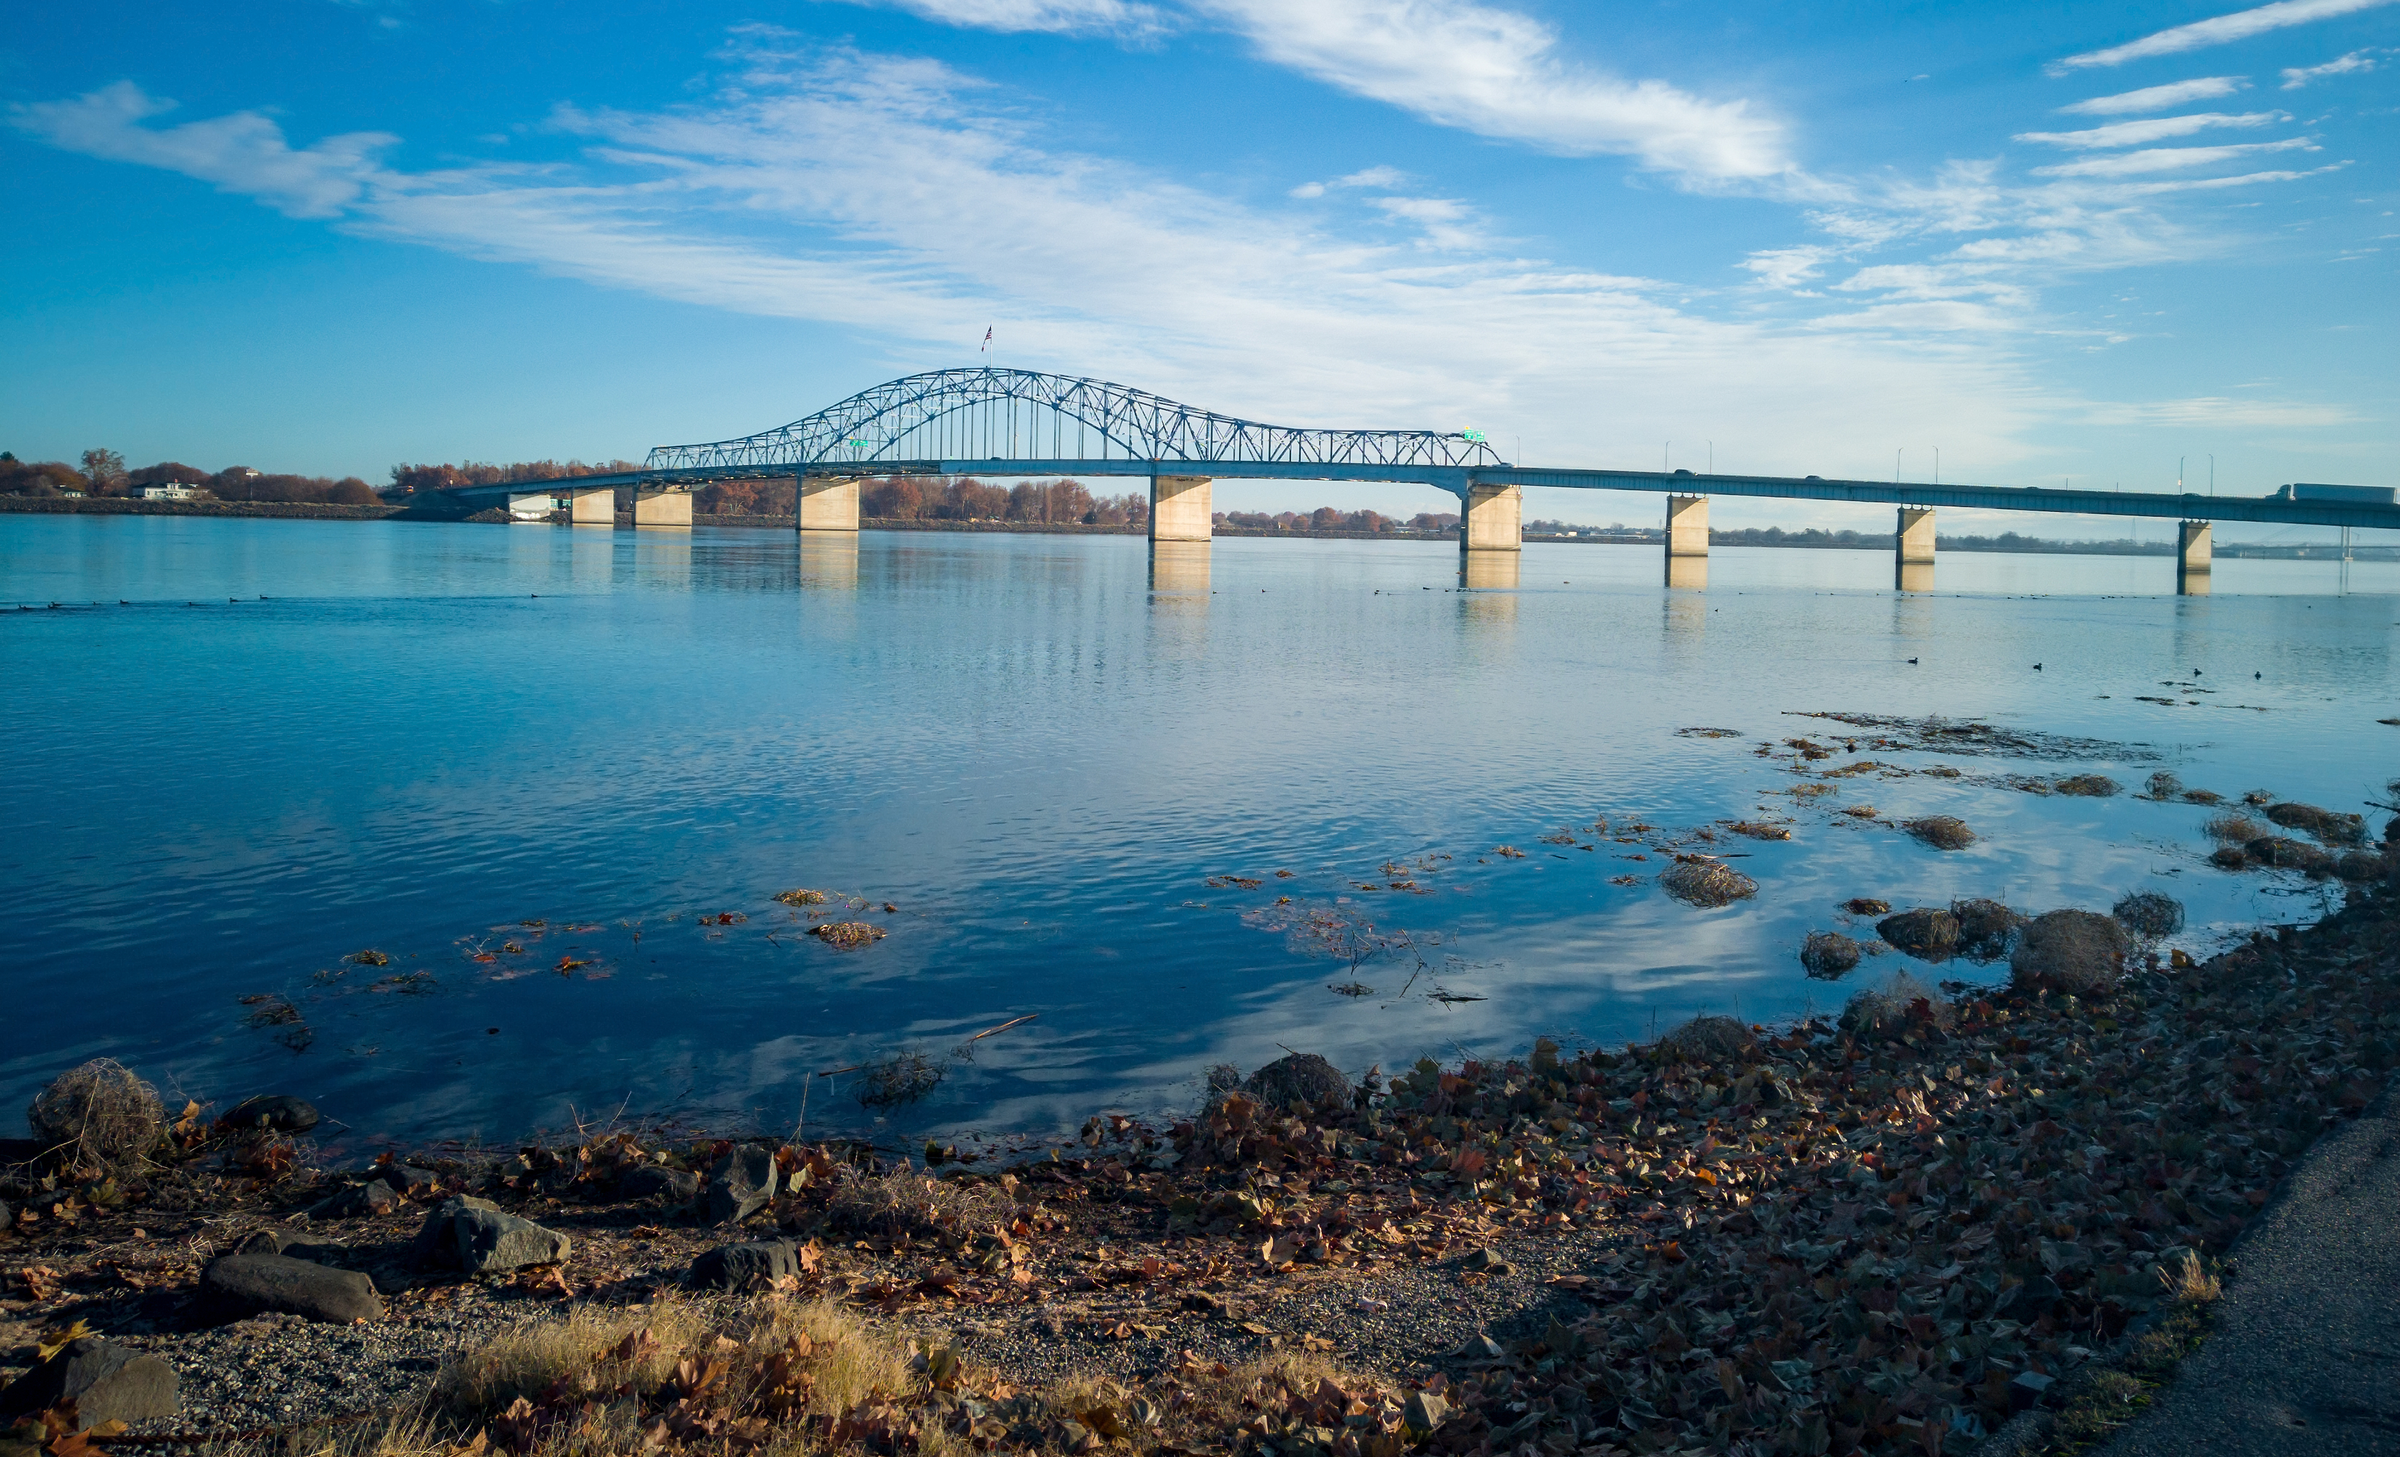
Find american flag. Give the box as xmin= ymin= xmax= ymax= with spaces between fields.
xmin=981 ymin=327 xmax=992 ymax=352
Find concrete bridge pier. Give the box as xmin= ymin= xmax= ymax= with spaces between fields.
xmin=566 ymin=487 xmax=616 ymax=525
xmin=1150 ymin=474 xmax=1213 ymax=542
xmin=2178 ymin=520 xmax=2213 ymax=596
xmin=1896 ymin=506 xmax=1935 ymax=592
xmin=1460 ymin=482 xmax=1522 ymax=588
xmin=633 ymin=487 xmax=693 ymax=528
xmin=506 ymin=490 xmax=558 ymax=522
xmin=798 ymin=476 xmax=861 ymax=533
xmin=1665 ymin=494 xmax=1708 ymax=588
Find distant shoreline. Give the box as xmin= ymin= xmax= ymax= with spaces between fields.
xmin=4 ymin=496 xmax=2386 ymax=559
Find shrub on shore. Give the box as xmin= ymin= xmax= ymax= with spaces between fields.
xmin=27 ymin=1059 xmax=163 ymax=1179
xmin=2012 ymin=909 xmax=2128 ymax=996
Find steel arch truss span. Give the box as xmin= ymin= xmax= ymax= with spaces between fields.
xmin=643 ymin=369 xmax=1504 ymax=477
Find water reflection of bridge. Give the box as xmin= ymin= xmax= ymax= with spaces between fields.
xmin=442 ymin=369 xmax=2400 ymax=596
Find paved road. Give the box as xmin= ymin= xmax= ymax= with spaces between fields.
xmin=2098 ymin=1090 xmax=2400 ymax=1455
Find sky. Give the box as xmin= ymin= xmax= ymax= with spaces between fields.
xmin=3 ymin=0 xmax=2395 ymax=537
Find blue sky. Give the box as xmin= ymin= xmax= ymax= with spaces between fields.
xmin=3 ymin=0 xmax=2394 ymax=535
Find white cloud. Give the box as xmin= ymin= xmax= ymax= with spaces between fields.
xmin=1192 ymin=0 xmax=1790 ymax=183
xmin=2032 ymin=138 xmax=2318 ymax=177
xmin=2282 ymin=48 xmax=2384 ymax=85
xmin=2084 ymin=396 xmax=2354 ymax=426
xmin=2060 ymin=77 xmax=2250 ymax=114
xmin=2051 ymin=0 xmax=2400 ymax=73
xmin=7 ymin=56 xmax=2050 ymax=486
xmin=1740 ymin=245 xmax=1831 ymax=288
xmin=9 ymin=79 xmax=395 ymax=218
xmin=828 ymin=0 xmax=1168 ymax=36
xmin=2015 ymin=111 xmax=2287 ymax=148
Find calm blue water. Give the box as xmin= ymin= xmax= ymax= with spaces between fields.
xmin=4 ymin=515 xmax=2394 ymax=1152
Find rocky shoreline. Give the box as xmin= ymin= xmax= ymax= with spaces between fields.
xmin=3 ymin=857 xmax=2397 ymax=1457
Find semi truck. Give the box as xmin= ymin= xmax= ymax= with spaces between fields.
xmin=2269 ymin=482 xmax=2397 ymax=505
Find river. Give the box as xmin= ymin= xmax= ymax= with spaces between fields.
xmin=3 ymin=514 xmax=2391 ymax=1151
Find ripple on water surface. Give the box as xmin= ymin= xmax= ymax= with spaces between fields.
xmin=1 ymin=515 xmax=2392 ymax=1144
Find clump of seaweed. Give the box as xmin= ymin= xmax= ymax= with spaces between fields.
xmin=2113 ymin=891 xmax=2185 ymax=939
xmin=1844 ymin=898 xmax=1890 ymax=916
xmin=1799 ymin=931 xmax=1861 ymax=979
xmin=774 ymin=889 xmax=830 ymax=907
xmin=854 ymin=1052 xmax=942 ymax=1108
xmin=2205 ymin=810 xmax=2266 ymax=843
xmin=347 ymin=949 xmax=392 ymax=967
xmin=1905 ymin=816 xmax=1975 ymax=850
xmin=2144 ymin=771 xmax=2182 ymax=800
xmin=1727 ymin=820 xmax=1791 ymax=840
xmin=810 ymin=922 xmax=886 ymax=950
xmin=2264 ymin=802 xmax=2366 ymax=846
xmin=2054 ymin=774 xmax=2121 ymax=797
xmin=27 ymin=1059 xmax=164 ymax=1178
xmin=1660 ymin=856 xmax=1758 ymax=908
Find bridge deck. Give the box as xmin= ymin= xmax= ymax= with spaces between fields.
xmin=445 ymin=460 xmax=2400 ymax=532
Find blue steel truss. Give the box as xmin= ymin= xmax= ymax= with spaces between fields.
xmin=644 ymin=368 xmax=1504 ymax=474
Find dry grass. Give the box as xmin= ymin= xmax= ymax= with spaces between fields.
xmin=2144 ymin=771 xmax=2182 ymax=800
xmin=2265 ymin=802 xmax=2367 ymax=846
xmin=2054 ymin=774 xmax=2121 ymax=797
xmin=773 ymin=889 xmax=829 ymax=906
xmin=26 ymin=1059 xmax=164 ymax=1179
xmin=853 ymin=1051 xmax=941 ymax=1107
xmin=810 ymin=922 xmax=886 ymax=950
xmin=2157 ymin=1249 xmax=2222 ymax=1305
xmin=438 ymin=1298 xmax=714 ymax=1412
xmin=825 ymin=1167 xmax=1016 ymax=1240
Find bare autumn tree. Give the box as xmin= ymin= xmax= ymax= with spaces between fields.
xmin=79 ymin=449 xmax=126 ymax=494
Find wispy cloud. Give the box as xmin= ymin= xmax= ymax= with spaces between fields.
xmin=827 ymin=0 xmax=1168 ymax=37
xmin=1289 ymin=164 xmax=1412 ymax=197
xmin=11 ymin=80 xmax=395 ymax=218
xmin=2060 ymin=78 xmax=2251 ymax=115
xmin=2051 ymin=0 xmax=2400 ymax=73
xmin=2282 ymin=48 xmax=2384 ymax=85
xmin=1192 ymin=0 xmax=1791 ymax=183
xmin=2015 ymin=111 xmax=2288 ymax=148
xmin=4 ymin=51 xmax=2055 ymax=481
xmin=2032 ymin=138 xmax=2318 ymax=177
xmin=2084 ymin=395 xmax=2355 ymax=427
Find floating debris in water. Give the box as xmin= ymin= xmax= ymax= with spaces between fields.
xmin=853 ymin=1051 xmax=942 ymax=1107
xmin=1204 ymin=874 xmax=1263 ymax=889
xmin=1675 ymin=726 xmax=1743 ymax=738
xmin=1844 ymin=897 xmax=1890 ymax=916
xmin=1493 ymin=845 xmax=1526 ymax=859
xmin=1904 ymin=815 xmax=1975 ymax=850
xmin=1725 ymin=820 xmax=1791 ymax=840
xmin=775 ymin=889 xmax=829 ymax=906
xmin=2114 ymin=891 xmax=2185 ymax=939
xmin=346 ymin=949 xmax=391 ymax=967
xmin=1660 ymin=855 xmax=1757 ymax=908
xmin=1785 ymin=710 xmax=2158 ymax=761
xmin=810 ymin=922 xmax=886 ymax=950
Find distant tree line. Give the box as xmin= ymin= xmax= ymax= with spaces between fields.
xmin=860 ymin=476 xmax=1150 ymax=526
xmin=0 ymin=449 xmax=380 ymax=505
xmin=388 ymin=459 xmax=642 ymax=494
xmin=1218 ymin=508 xmax=1460 ymax=533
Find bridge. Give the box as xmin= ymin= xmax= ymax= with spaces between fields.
xmin=439 ymin=368 xmax=2398 ymax=594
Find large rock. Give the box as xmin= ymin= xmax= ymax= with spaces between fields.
xmin=622 ymin=1164 xmax=700 ymax=1203
xmin=1877 ymin=907 xmax=1961 ymax=961
xmin=687 ymin=1240 xmax=800 ymax=1290
xmin=0 ymin=1338 xmax=178 ymax=1429
xmin=217 ymin=1095 xmax=319 ymax=1134
xmin=411 ymin=1196 xmax=569 ymax=1272
xmin=201 ymin=1253 xmax=383 ymax=1323
xmin=707 ymin=1147 xmax=781 ymax=1225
